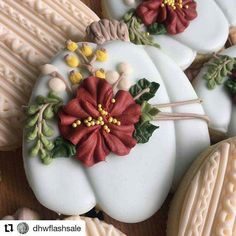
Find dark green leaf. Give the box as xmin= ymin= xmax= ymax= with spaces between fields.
xmin=147 ymin=23 xmax=167 ymax=35
xmin=134 ymin=121 xmax=159 ymax=143
xmin=52 ymin=136 xmax=76 ymax=158
xmin=129 ymin=78 xmax=160 ymax=104
xmin=225 ymin=79 xmax=236 ymax=96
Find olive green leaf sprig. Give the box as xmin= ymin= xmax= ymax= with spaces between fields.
xmin=129 ymin=79 xmax=160 ymax=143
xmin=123 ymin=9 xmax=160 ymax=48
xmin=203 ymin=55 xmax=236 ymax=89
xmin=25 ymin=92 xmax=63 ymax=165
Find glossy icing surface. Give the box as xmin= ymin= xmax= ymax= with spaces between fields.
xmin=102 ymin=0 xmax=230 ymax=69
xmin=0 ymin=0 xmax=99 ymax=150
xmin=167 ymin=138 xmax=236 ymax=236
xmin=194 ymin=46 xmax=236 ymax=137
xmin=23 ymin=41 xmax=210 ymax=223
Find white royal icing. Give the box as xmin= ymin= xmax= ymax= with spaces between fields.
xmin=102 ymin=0 xmax=231 ymax=69
xmin=23 ymin=41 xmax=210 ymax=223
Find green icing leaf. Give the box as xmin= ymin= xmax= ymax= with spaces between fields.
xmin=147 ymin=22 xmax=167 ymax=35
xmin=225 ymin=79 xmax=236 ymax=96
xmin=25 ymin=92 xmax=63 ymax=165
xmin=203 ymin=55 xmax=236 ymax=89
xmin=134 ymin=121 xmax=159 ymax=144
xmin=52 ymin=136 xmax=76 ymax=158
xmin=129 ymin=78 xmax=160 ymax=105
xmin=43 ymin=105 xmax=54 ymax=119
xmin=42 ymin=120 xmax=54 ymax=137
xmin=123 ymin=10 xmax=160 ymax=48
xmin=140 ymin=101 xmax=159 ymax=123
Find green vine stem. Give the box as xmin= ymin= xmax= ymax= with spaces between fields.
xmin=123 ymin=10 xmax=160 ymax=48
xmin=26 ymin=92 xmax=63 ymax=165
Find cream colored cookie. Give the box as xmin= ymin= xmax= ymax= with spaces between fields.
xmin=65 ymin=216 xmax=126 ymax=236
xmin=167 ymin=137 xmax=236 ymax=236
xmin=0 ymin=0 xmax=99 ymax=150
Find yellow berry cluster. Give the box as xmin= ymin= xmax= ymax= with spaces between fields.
xmin=65 ymin=40 xmax=109 ymax=83
xmin=72 ymin=100 xmax=121 ymax=133
xmin=161 ymin=0 xmax=188 ymax=9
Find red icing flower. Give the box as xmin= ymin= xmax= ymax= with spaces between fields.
xmin=136 ymin=0 xmax=197 ymax=34
xmin=58 ymin=77 xmax=141 ymax=167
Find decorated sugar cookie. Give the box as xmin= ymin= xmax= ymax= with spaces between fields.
xmin=23 ymin=21 xmax=210 ymax=222
xmin=167 ymin=137 xmax=236 ymax=236
xmin=102 ymin=0 xmax=236 ymax=69
xmin=0 ymin=0 xmax=99 ymax=151
xmin=194 ymin=45 xmax=236 ymax=141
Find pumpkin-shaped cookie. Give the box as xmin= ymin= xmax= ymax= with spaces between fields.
xmin=194 ymin=46 xmax=236 ymax=141
xmin=23 ymin=38 xmax=210 ymax=223
xmin=102 ymin=0 xmax=236 ymax=69
xmin=167 ymin=137 xmax=236 ymax=236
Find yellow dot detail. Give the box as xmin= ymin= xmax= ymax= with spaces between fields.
xmin=72 ymin=123 xmax=77 ymax=128
xmin=76 ymin=120 xmax=81 ymax=125
xmin=117 ymin=121 xmax=121 ymax=126
xmin=111 ymin=99 xmax=116 ymax=103
xmin=98 ymin=116 xmax=103 ymax=122
xmin=88 ymin=117 xmax=92 ymax=122
xmin=108 ymin=117 xmax=113 ymax=123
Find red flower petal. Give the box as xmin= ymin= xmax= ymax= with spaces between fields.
xmin=110 ymin=90 xmax=136 ymax=116
xmin=136 ymin=0 xmax=163 ymax=25
xmin=59 ymin=123 xmax=99 ymax=145
xmin=76 ymin=130 xmax=110 ymax=166
xmin=59 ymin=110 xmax=78 ymax=126
xmin=102 ymin=128 xmax=136 ymax=156
xmin=63 ymin=98 xmax=90 ymax=119
xmin=115 ymin=104 xmax=141 ymax=125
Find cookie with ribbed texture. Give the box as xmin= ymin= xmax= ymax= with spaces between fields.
xmin=0 ymin=0 xmax=99 ymax=150
xmin=167 ymin=137 xmax=236 ymax=236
